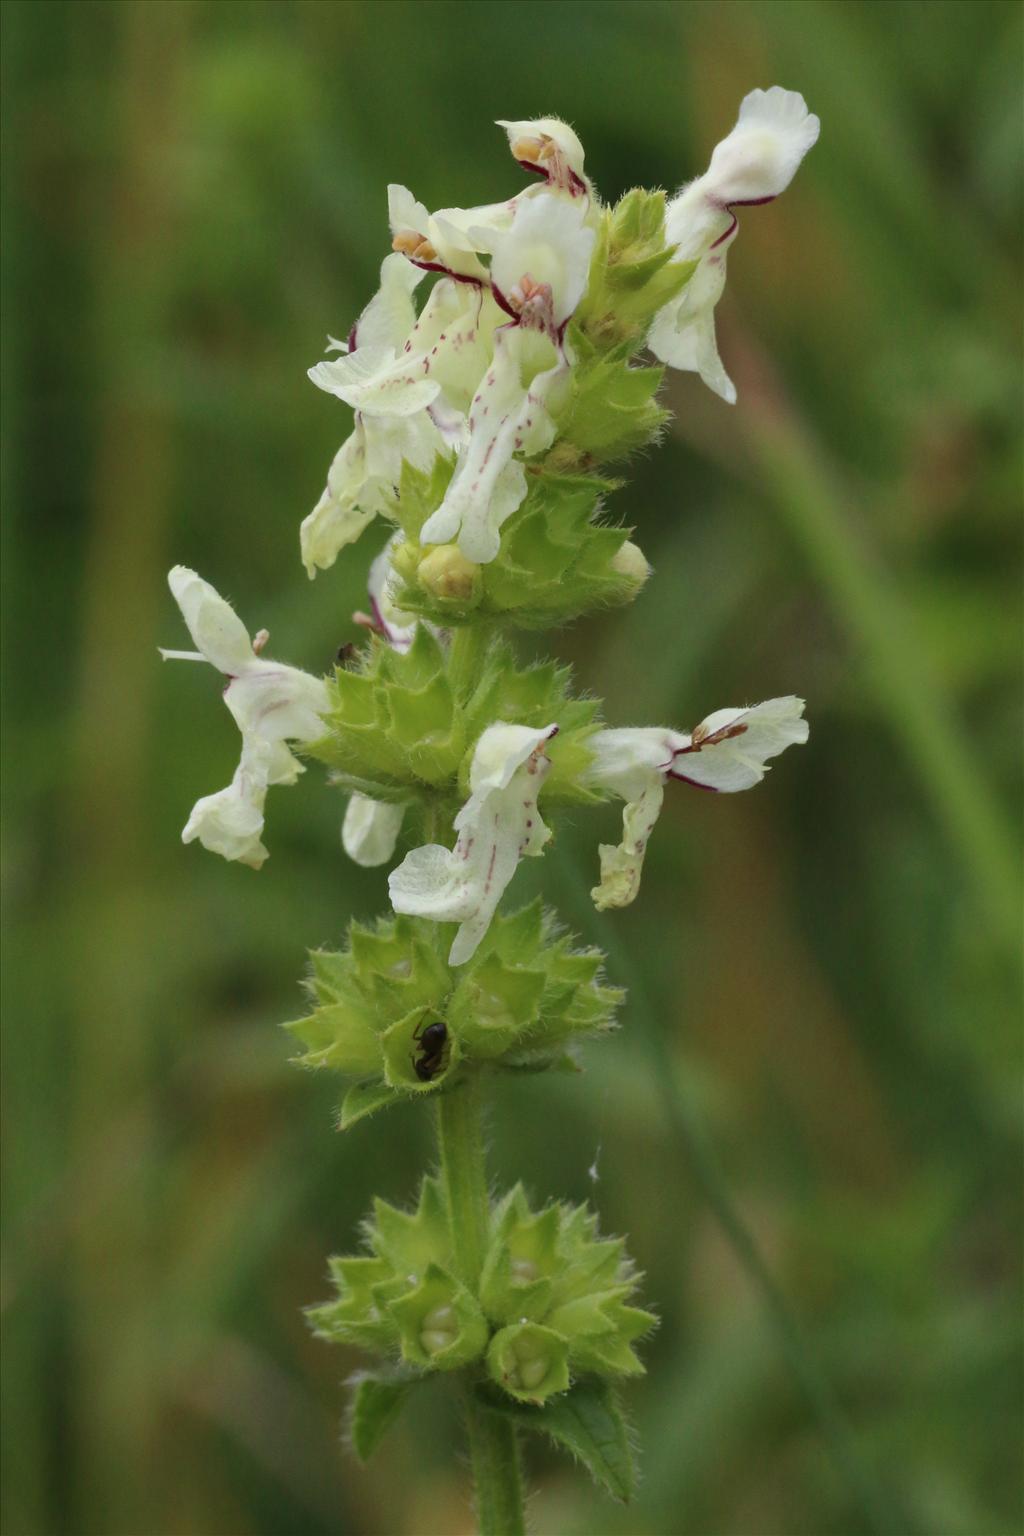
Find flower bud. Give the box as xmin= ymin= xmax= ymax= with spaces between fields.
xmin=420 ymin=1302 xmax=458 ymax=1356
xmin=391 ymin=1264 xmax=489 ymax=1371
xmin=417 ymin=544 xmax=483 ymax=606
xmin=487 ymin=1322 xmax=570 ymax=1403
xmin=610 ymin=540 xmax=650 ymax=589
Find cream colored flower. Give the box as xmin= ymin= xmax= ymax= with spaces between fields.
xmin=389 ymin=722 xmax=557 ymax=964
xmin=649 ymin=88 xmax=819 ymax=402
xmin=587 ymin=697 xmax=809 ymax=909
xmin=161 ymin=567 xmax=329 ymax=868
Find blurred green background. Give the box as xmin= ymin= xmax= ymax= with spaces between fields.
xmin=2 ymin=2 xmax=1022 ymax=1533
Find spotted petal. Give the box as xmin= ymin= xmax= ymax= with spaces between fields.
xmin=586 ymin=701 xmax=808 ymax=909
xmin=388 ymin=723 xmax=557 ymax=964
xmin=420 ymin=325 xmax=566 ymax=563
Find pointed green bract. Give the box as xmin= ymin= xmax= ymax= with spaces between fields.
xmin=391 ymin=464 xmax=641 ymax=631
xmin=575 ymin=188 xmax=696 ymax=348
xmin=347 ymin=1368 xmax=422 ymax=1462
xmin=307 ymin=623 xmax=464 ymax=789
xmin=305 ymin=622 xmax=606 ymax=806
xmin=475 ymin=1380 xmax=636 ymax=1503
xmin=285 ymin=906 xmax=622 ymax=1118
xmin=311 ymin=1178 xmax=654 ymax=1411
xmin=478 ymin=1185 xmax=656 ymax=1379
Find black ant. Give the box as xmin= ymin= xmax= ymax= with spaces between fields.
xmin=411 ymin=1018 xmax=448 ymax=1083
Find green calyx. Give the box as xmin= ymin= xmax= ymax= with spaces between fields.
xmin=487 ymin=1323 xmax=571 ymax=1404
xmin=284 ymin=903 xmax=623 ymax=1126
xmin=309 ymin=1177 xmax=488 ymax=1372
xmin=310 ymin=1178 xmax=654 ymax=1404
xmin=305 ymin=623 xmax=463 ymax=793
xmin=304 ymin=624 xmax=604 ymax=807
xmin=479 ymin=1186 xmax=656 ymax=1391
xmin=575 ymin=187 xmax=696 ymax=350
xmin=389 ymin=459 xmax=641 ymax=631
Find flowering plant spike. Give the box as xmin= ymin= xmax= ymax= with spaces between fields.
xmin=163 ymin=95 xmax=816 ymax=1531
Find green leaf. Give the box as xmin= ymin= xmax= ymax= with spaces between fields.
xmin=347 ymin=1368 xmax=421 ymax=1462
xmin=338 ymin=1079 xmax=406 ymax=1130
xmin=393 ymin=454 xmax=455 ymax=539
xmin=476 ymin=1379 xmax=635 ymax=1502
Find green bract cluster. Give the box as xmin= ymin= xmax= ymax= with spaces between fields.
xmin=390 ymin=462 xmax=642 ymax=631
xmin=285 ymin=903 xmax=623 ymax=1126
xmin=576 ymin=188 xmax=696 ymax=348
xmin=304 ymin=624 xmax=603 ymax=807
xmin=309 ymin=1175 xmax=655 ymax=1409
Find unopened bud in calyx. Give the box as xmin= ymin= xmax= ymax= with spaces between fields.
xmin=610 ymin=540 xmax=650 ymax=588
xmin=418 ymin=544 xmax=482 ymax=605
xmin=420 ymin=1302 xmax=458 ymax=1356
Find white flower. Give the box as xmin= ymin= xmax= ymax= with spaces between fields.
xmin=649 ymin=87 xmax=819 ymax=403
xmin=389 ymin=722 xmax=557 ymax=964
xmin=496 ymin=116 xmax=591 ymax=197
xmin=483 ymin=193 xmax=595 ymax=329
xmin=181 ymin=737 xmax=277 ymax=870
xmin=342 ymin=793 xmax=406 ymax=868
xmin=161 ymin=567 xmax=330 ymax=868
xmin=388 ymin=115 xmax=592 ymax=287
xmin=419 ymin=193 xmax=596 ymax=563
xmin=303 ymin=254 xmax=451 ymax=577
xmin=307 ymin=251 xmax=440 ymax=419
xmin=586 ymin=696 xmax=808 ymax=909
xmin=301 ymin=412 xmax=442 ymax=578
xmin=388 ymin=183 xmax=511 ymax=282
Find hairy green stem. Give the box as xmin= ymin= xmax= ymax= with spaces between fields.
xmin=435 ymin=1075 xmax=490 ymax=1286
xmin=436 ymin=1078 xmax=525 ymax=1535
xmin=447 ymin=621 xmax=491 ymax=704
xmin=465 ymin=1401 xmax=526 ymax=1536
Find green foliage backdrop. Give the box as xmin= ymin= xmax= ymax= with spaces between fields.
xmin=2 ymin=3 xmax=1021 ymax=1533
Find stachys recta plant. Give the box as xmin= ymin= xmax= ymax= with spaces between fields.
xmin=162 ymin=90 xmax=817 ymax=1533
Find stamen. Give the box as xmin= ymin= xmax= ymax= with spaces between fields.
xmin=510 ymin=135 xmax=547 ymax=165
xmin=687 ymin=721 xmax=748 ymax=750
xmin=392 ymin=230 xmax=438 ymax=263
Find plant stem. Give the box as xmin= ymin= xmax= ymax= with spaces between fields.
xmin=435 ymin=1075 xmax=490 ymax=1287
xmin=435 ymin=1078 xmax=525 ymax=1536
xmin=464 ymin=1401 xmax=526 ymax=1536
xmin=447 ymin=621 xmax=491 ymax=704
